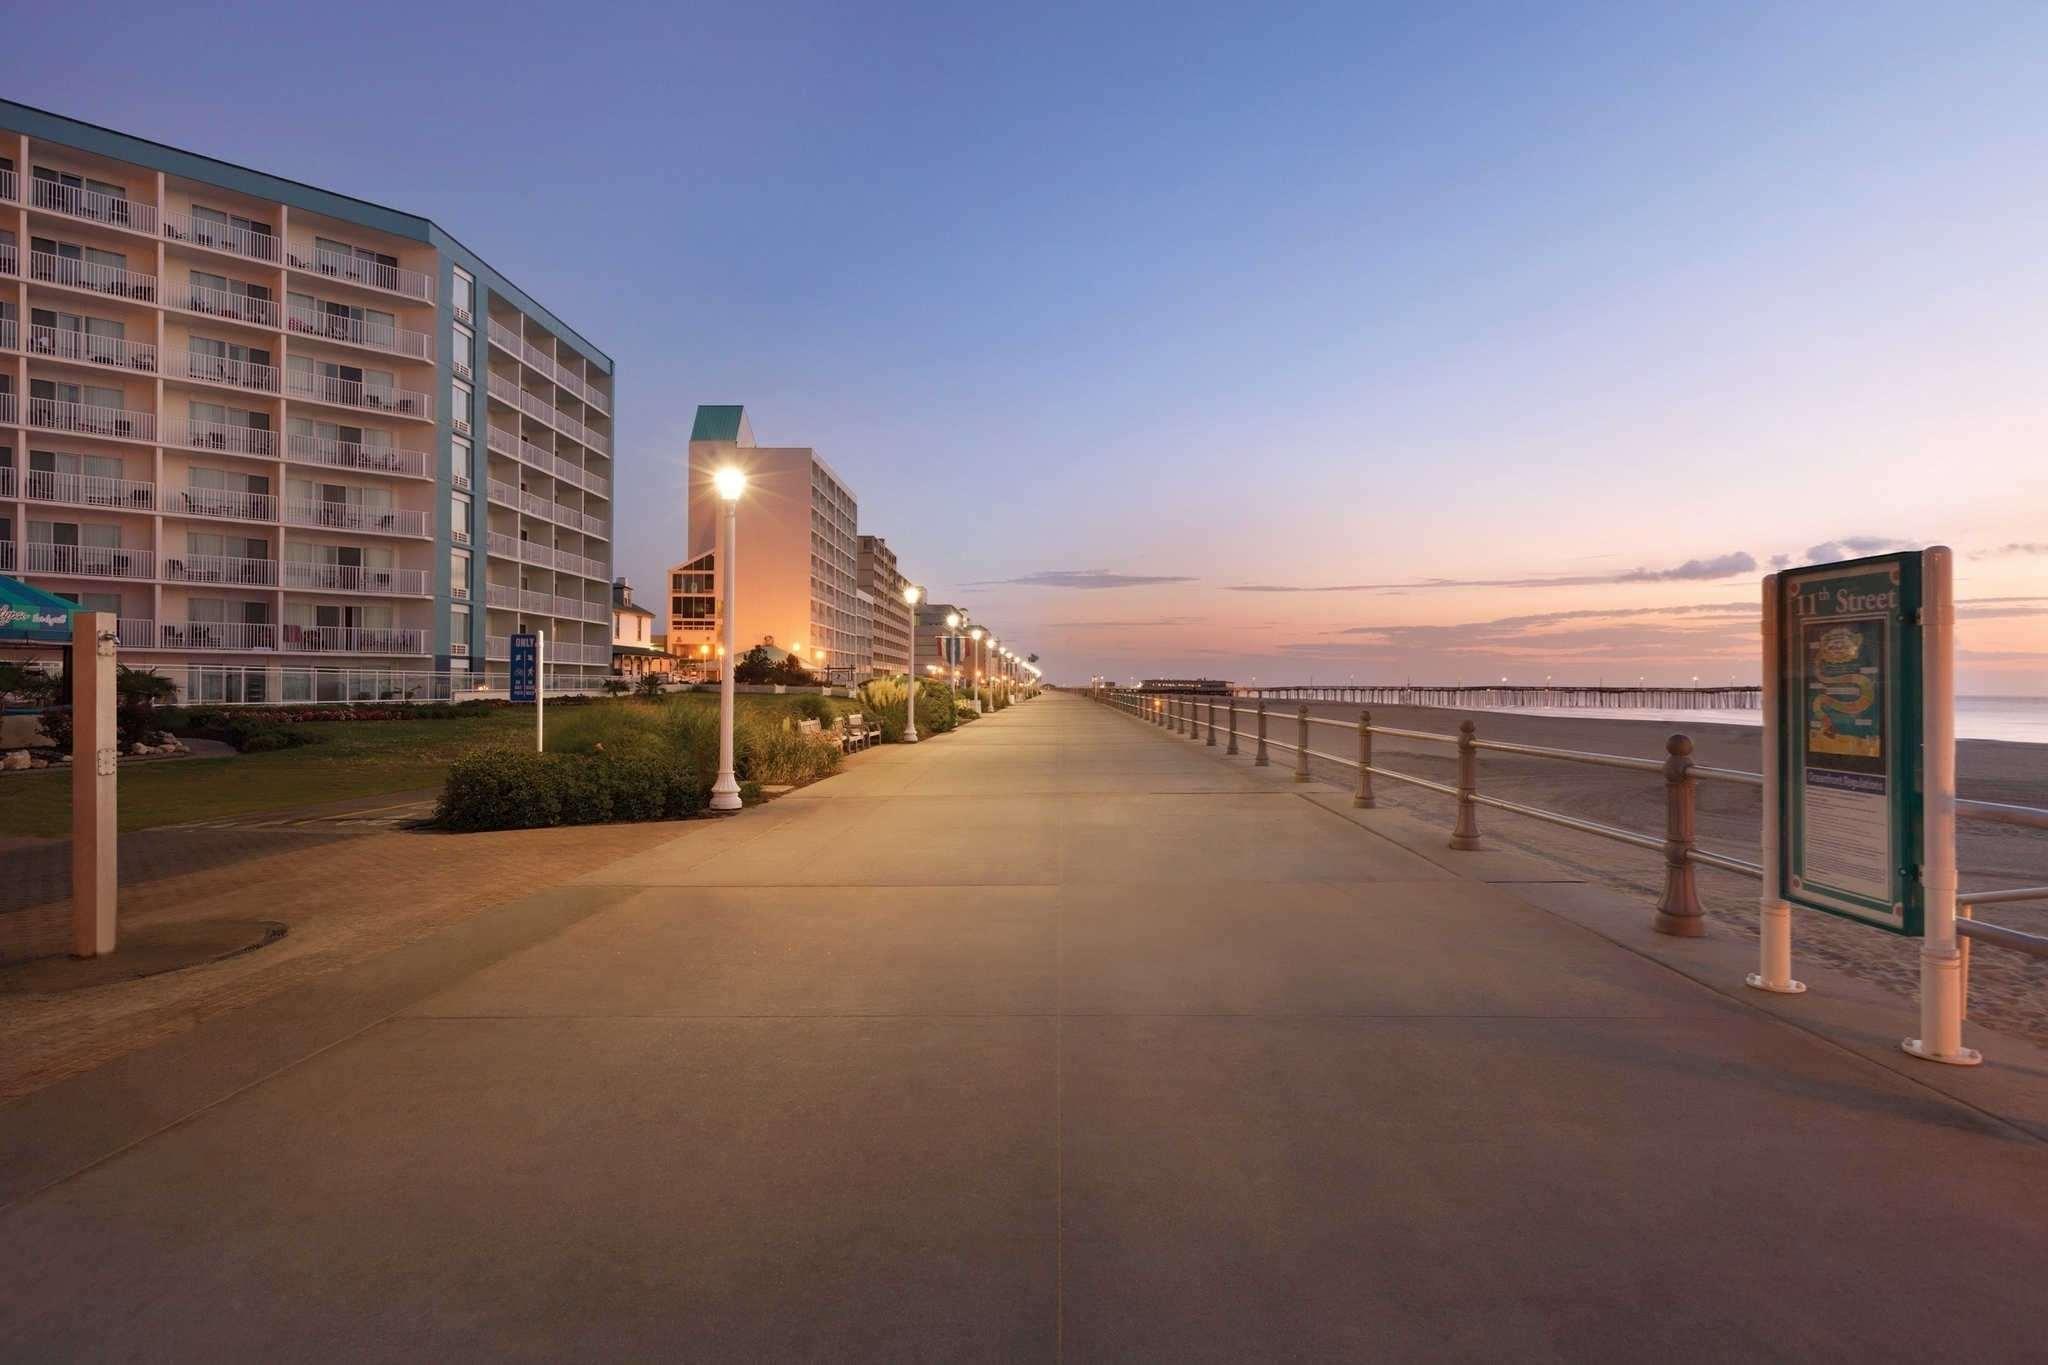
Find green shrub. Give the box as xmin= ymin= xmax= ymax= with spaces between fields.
xmin=435 ymin=750 xmax=709 ymax=832
xmin=34 ymin=705 xmax=170 ymax=752
xmin=742 ymin=725 xmax=842 ymax=785
xmin=788 ymin=692 xmax=836 ymax=725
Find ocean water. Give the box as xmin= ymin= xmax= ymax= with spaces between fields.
xmin=1481 ymin=695 xmax=2048 ymax=745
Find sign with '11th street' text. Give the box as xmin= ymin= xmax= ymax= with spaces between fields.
xmin=1777 ymin=552 xmax=1925 ymax=934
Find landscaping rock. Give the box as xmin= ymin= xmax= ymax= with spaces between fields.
xmin=1 ymin=750 xmax=29 ymax=771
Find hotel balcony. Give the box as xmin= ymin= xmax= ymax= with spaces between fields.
xmin=280 ymin=624 xmax=429 ymax=655
xmin=163 ymin=417 xmax=278 ymax=458
xmin=28 ymin=250 xmax=157 ymax=303
xmin=282 ymin=562 xmax=430 ymax=596
xmin=29 ymin=179 xmax=159 ymax=236
xmin=0 ymin=466 xmax=12 ymax=497
xmin=0 ymin=239 xmax=14 ymax=276
xmin=160 ymin=211 xmax=281 ymax=264
xmin=286 ymin=369 xmax=433 ymax=421
xmin=27 ymin=397 xmax=156 ymax=443
xmin=284 ymin=501 xmax=432 ymax=539
xmin=0 ymin=166 xmax=15 ymax=202
xmin=116 ymin=618 xmax=155 ymax=649
xmin=167 ymin=485 xmax=279 ymax=523
xmin=23 ymin=467 xmax=157 ymax=512
xmin=171 ymin=282 xmax=282 ymax=329
xmin=483 ymin=532 xmax=605 ymax=581
xmin=487 ymin=319 xmax=610 ymax=415
xmin=25 ymin=542 xmax=157 ymax=580
xmin=150 ymin=620 xmax=280 ymax=652
xmin=486 ymin=479 xmax=609 ymax=539
xmin=485 ymin=425 xmax=610 ymax=499
xmin=25 ymin=324 xmax=157 ymax=373
xmin=161 ymin=553 xmax=279 ymax=588
xmin=286 ymin=246 xmax=434 ymax=304
xmin=286 ymin=302 xmax=433 ymax=361
xmin=0 ymin=541 xmax=13 ymax=572
xmin=0 ymin=314 xmax=13 ymax=351
xmin=0 ymin=393 xmax=14 ymax=424
xmin=485 ymin=635 xmax=509 ymax=662
xmin=166 ymin=349 xmax=281 ymax=394
xmin=486 ymin=373 xmax=608 ymax=456
xmin=284 ymin=432 xmax=430 ymax=480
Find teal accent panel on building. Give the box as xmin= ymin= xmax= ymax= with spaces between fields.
xmin=691 ymin=406 xmax=747 ymax=442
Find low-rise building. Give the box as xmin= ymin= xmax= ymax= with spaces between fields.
xmin=610 ymin=577 xmax=664 ymax=679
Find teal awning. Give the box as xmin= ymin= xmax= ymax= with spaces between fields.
xmin=0 ymin=575 xmax=80 ymax=644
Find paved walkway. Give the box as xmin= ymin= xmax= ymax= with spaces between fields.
xmin=3 ymin=693 xmax=2046 ymax=1360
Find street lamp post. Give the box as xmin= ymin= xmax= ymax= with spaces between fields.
xmin=945 ymin=612 xmax=962 ymax=690
xmin=709 ymin=467 xmax=747 ymax=812
xmin=903 ymin=584 xmax=923 ymax=743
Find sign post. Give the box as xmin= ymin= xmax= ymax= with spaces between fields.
xmin=1904 ymin=547 xmax=1977 ymax=1064
xmin=509 ymin=631 xmax=542 ymax=753
xmin=71 ymin=612 xmax=117 ymax=957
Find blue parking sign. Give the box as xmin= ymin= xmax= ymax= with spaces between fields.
xmin=509 ymin=633 xmax=539 ymax=702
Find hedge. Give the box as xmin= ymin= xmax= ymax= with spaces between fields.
xmin=435 ymin=750 xmax=713 ymax=832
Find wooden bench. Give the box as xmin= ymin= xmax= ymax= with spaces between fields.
xmin=843 ymin=712 xmax=882 ymax=752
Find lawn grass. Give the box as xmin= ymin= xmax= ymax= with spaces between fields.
xmin=0 ymin=694 xmax=872 ymax=838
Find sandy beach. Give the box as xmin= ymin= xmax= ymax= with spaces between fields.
xmin=1255 ymin=701 xmax=2048 ymax=1045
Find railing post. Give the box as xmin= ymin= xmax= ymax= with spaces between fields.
xmin=1449 ymin=719 xmax=1482 ymax=850
xmin=1255 ymin=701 xmax=1269 ymax=766
xmin=1206 ymin=698 xmax=1217 ymax=745
xmin=1294 ymin=705 xmax=1310 ymax=782
xmin=1226 ymin=698 xmax=1239 ymax=755
xmin=1654 ymin=734 xmax=1705 ymax=935
xmin=1354 ymin=710 xmax=1375 ymax=808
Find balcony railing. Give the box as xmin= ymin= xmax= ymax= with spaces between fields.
xmin=0 ymin=466 xmax=12 ymax=497
xmin=117 ymin=618 xmax=155 ymax=649
xmin=485 ymin=424 xmax=610 ymax=498
xmin=162 ymin=553 xmax=279 ymax=587
xmin=164 ymin=417 xmax=278 ymax=458
xmin=486 ymin=372 xmax=607 ymax=455
xmin=0 ymin=541 xmax=12 ymax=572
xmin=284 ymin=432 xmax=429 ymax=479
xmin=284 ymin=501 xmax=431 ymax=538
xmin=25 ymin=542 xmax=156 ymax=579
xmin=0 ymin=393 xmax=14 ymax=424
xmin=489 ymin=318 xmax=610 ymax=414
xmin=27 ymin=397 xmax=156 ymax=442
xmin=26 ymin=323 xmax=157 ymax=372
xmin=28 ymin=250 xmax=156 ymax=302
xmin=286 ymin=302 xmax=433 ymax=361
xmin=0 ymin=240 xmax=15 ymax=276
xmin=24 ymin=467 xmax=157 ymax=510
xmin=283 ymin=562 xmax=430 ymax=596
xmin=161 ymin=212 xmax=281 ymax=263
xmin=286 ymin=369 xmax=432 ymax=420
xmin=0 ymin=315 xmax=14 ymax=350
xmin=167 ymin=349 xmax=281 ymax=393
xmin=0 ymin=167 xmax=15 ymax=203
xmin=155 ymin=620 xmax=279 ymax=652
xmin=287 ymin=246 xmax=434 ymax=303
xmin=281 ymin=624 xmax=429 ymax=655
xmin=486 ymin=635 xmax=510 ymax=661
xmin=170 ymin=485 xmax=279 ymax=522
xmin=174 ymin=283 xmax=282 ymax=329
xmin=30 ymin=179 xmax=158 ymax=234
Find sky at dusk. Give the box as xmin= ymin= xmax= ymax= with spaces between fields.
xmin=8 ymin=2 xmax=2044 ymax=690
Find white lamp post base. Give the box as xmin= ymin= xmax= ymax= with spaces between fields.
xmin=709 ymin=779 xmax=743 ymax=813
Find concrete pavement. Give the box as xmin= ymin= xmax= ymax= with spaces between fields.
xmin=3 ymin=692 xmax=2046 ymax=1361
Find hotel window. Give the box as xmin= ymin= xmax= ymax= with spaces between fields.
xmin=29 ymin=307 xmax=126 ymax=365
xmin=187 ymin=335 xmax=272 ymax=382
xmin=450 ymin=493 xmax=472 ymax=544
xmin=451 ymin=547 xmax=471 ymax=591
xmin=450 ymin=436 xmax=472 ymax=489
xmin=451 ymin=269 xmax=475 ymax=323
xmin=450 ymin=325 xmax=474 ymax=379
xmin=188 ymin=204 xmax=272 ymax=251
xmin=451 ymin=379 xmax=472 ymax=432
xmin=31 ymin=167 xmax=132 ymax=223
xmin=312 ymin=235 xmax=398 ymax=279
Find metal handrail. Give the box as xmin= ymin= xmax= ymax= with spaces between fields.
xmin=1095 ymin=688 xmax=2048 ymax=961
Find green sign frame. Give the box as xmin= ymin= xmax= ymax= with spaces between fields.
xmin=1776 ymin=552 xmax=1924 ymax=935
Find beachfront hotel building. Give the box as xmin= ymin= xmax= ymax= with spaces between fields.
xmin=671 ymin=405 xmax=863 ymax=681
xmin=0 ymin=102 xmax=615 ymax=702
xmin=856 ymin=534 xmax=911 ymax=676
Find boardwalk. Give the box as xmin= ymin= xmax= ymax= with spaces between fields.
xmin=3 ymin=692 xmax=2046 ymax=1360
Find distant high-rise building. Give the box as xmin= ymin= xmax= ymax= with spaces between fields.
xmin=0 ymin=101 xmax=616 ymax=701
xmin=676 ymin=405 xmax=860 ymax=680
xmin=857 ymin=533 xmax=910 ymax=676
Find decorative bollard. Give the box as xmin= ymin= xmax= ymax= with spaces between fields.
xmin=1294 ymin=705 xmax=1311 ymax=782
xmin=1226 ymin=698 xmax=1239 ymax=755
xmin=1206 ymin=698 xmax=1217 ymax=745
xmin=1654 ymin=734 xmax=1706 ymax=936
xmin=1354 ymin=710 xmax=1375 ymax=808
xmin=1255 ymin=701 xmax=1269 ymax=766
xmin=1449 ymin=720 xmax=1482 ymax=850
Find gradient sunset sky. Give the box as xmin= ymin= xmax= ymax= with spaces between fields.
xmin=12 ymin=2 xmax=2043 ymax=690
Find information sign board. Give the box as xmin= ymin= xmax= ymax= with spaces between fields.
xmin=1777 ymin=553 xmax=1924 ymax=934
xmin=509 ymin=633 xmax=539 ymax=704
